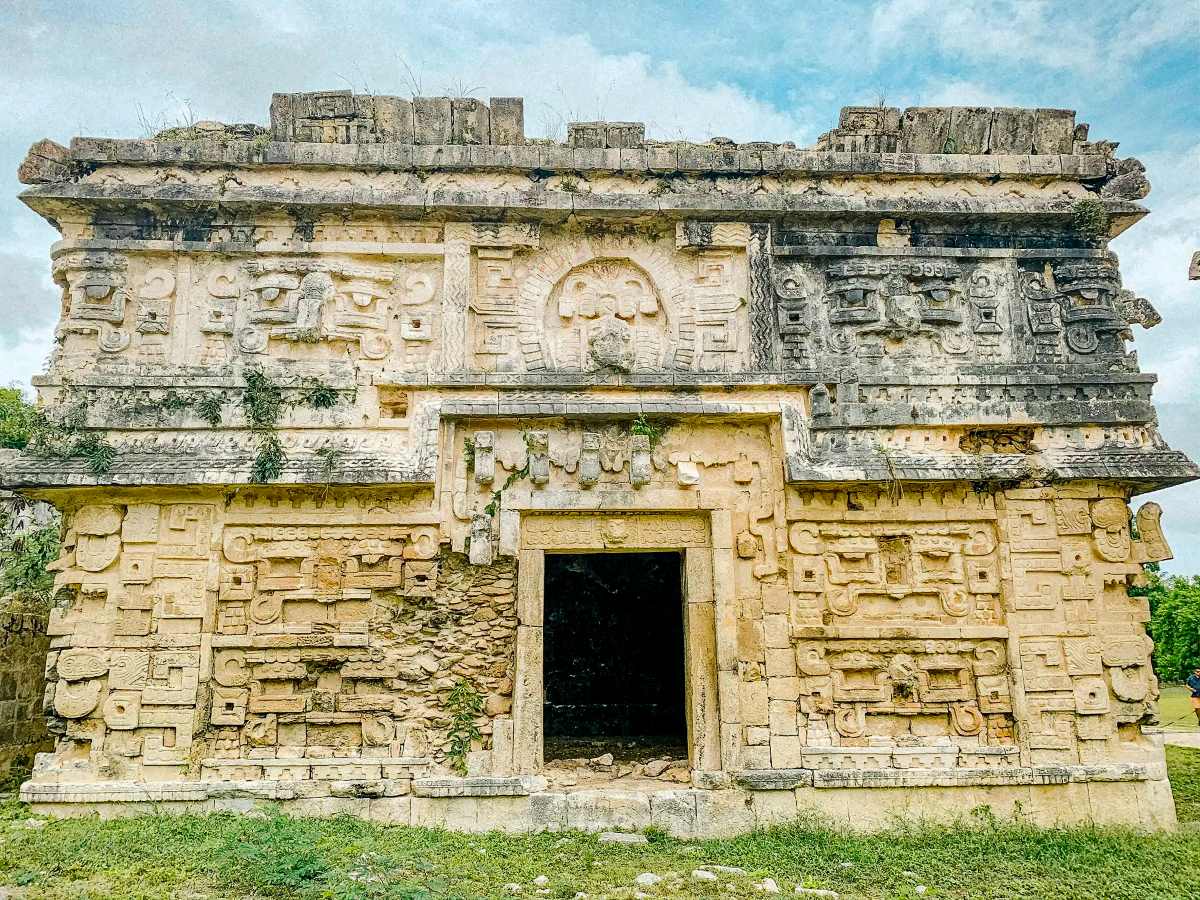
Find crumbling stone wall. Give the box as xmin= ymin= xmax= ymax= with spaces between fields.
xmin=39 ymin=491 xmax=516 ymax=785
xmin=0 ymin=607 xmax=52 ymax=781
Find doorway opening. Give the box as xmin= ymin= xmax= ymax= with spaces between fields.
xmin=542 ymin=552 xmax=687 ymax=766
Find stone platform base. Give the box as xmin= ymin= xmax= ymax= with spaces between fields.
xmin=22 ymin=764 xmax=1177 ymax=835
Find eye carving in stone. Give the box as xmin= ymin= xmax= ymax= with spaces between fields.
xmin=820 ymin=259 xmax=969 ymax=357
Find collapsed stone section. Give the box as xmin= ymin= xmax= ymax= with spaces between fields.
xmin=3 ymin=90 xmax=1193 ymax=833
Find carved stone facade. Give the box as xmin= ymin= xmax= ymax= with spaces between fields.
xmin=4 ymin=92 xmax=1194 ymax=833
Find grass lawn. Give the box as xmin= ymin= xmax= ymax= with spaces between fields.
xmin=1160 ymin=684 xmax=1199 ymax=732
xmin=1 ymin=750 xmax=1198 ymax=900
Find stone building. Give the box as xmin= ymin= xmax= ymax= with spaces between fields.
xmin=5 ymin=92 xmax=1195 ymax=833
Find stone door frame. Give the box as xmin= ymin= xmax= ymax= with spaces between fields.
xmin=511 ymin=511 xmax=728 ymax=776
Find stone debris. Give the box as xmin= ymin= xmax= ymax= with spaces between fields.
xmin=634 ymin=873 xmax=663 ymax=887
xmin=692 ymin=869 xmax=719 ymax=881
xmin=795 ymin=888 xmax=839 ymax=898
xmin=533 ymin=875 xmax=549 ymax=886
xmin=754 ymin=877 xmax=782 ymax=894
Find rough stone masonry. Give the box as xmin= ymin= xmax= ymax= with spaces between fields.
xmin=4 ymin=91 xmax=1196 ymax=834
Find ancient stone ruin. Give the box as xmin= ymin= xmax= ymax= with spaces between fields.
xmin=6 ymin=92 xmax=1194 ymax=833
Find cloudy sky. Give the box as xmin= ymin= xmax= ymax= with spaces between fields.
xmin=2 ymin=0 xmax=1198 ymax=565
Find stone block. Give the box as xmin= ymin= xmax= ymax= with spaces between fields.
xmin=750 ymin=787 xmax=799 ymax=826
xmin=990 ymin=107 xmax=1036 ymax=153
xmin=898 ymin=107 xmax=952 ymax=153
xmin=367 ymin=795 xmax=412 ymax=824
xmin=606 ymin=122 xmax=646 ymax=149
xmin=413 ymin=97 xmax=453 ymax=144
xmin=948 ymin=107 xmax=991 ymax=154
xmin=489 ymin=97 xmax=525 ymax=145
xmin=372 ymin=96 xmax=414 ymax=143
xmin=693 ymin=789 xmax=755 ymax=838
xmin=567 ymin=123 xmax=607 ymax=148
xmin=451 ymin=98 xmax=490 ymax=145
xmin=565 ymin=789 xmax=651 ymax=832
xmin=650 ymin=789 xmax=698 ymax=837
xmin=770 ymin=734 xmax=804 ymax=768
xmin=1033 ymin=108 xmax=1076 ymax=154
xmin=529 ymin=791 xmax=567 ymax=830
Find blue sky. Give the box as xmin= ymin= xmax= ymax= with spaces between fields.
xmin=2 ymin=0 xmax=1198 ymax=564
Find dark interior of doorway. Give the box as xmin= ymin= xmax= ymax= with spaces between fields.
xmin=542 ymin=551 xmax=687 ymax=764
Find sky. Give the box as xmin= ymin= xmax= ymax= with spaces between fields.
xmin=1 ymin=0 xmax=1198 ymax=565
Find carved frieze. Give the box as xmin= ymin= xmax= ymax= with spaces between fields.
xmin=1020 ymin=258 xmax=1157 ymax=364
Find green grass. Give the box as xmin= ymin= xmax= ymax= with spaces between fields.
xmin=2 ymin=751 xmax=1200 ymax=899
xmin=1168 ymin=745 xmax=1200 ymax=825
xmin=1160 ymin=684 xmax=1199 ymax=732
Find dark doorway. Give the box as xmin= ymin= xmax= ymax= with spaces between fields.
xmin=542 ymin=552 xmax=687 ymax=763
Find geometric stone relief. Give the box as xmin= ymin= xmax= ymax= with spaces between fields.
xmin=785 ymin=521 xmax=1001 ymax=624
xmin=769 ymin=255 xmax=1012 ymax=368
xmin=1019 ymin=256 xmax=1159 ymax=366
xmin=212 ymin=257 xmax=443 ymax=368
xmin=787 ymin=636 xmax=1014 ymax=745
xmin=37 ymin=491 xmax=527 ymax=781
xmin=468 ymin=231 xmax=750 ymax=374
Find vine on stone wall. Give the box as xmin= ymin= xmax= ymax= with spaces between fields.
xmin=240 ymin=368 xmax=348 ymax=484
xmin=445 ymin=678 xmax=484 ymax=775
xmin=25 ymin=397 xmax=118 ymax=476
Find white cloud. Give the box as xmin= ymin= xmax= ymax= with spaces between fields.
xmin=1112 ymin=144 xmax=1200 ymax=404
xmin=916 ymin=80 xmax=1019 ymax=108
xmin=392 ymin=34 xmax=807 ymax=144
xmin=0 ymin=324 xmax=53 ymax=393
xmin=868 ymin=0 xmax=1194 ymax=77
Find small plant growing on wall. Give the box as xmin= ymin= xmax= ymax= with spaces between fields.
xmin=14 ymin=388 xmax=119 ymax=476
xmin=1072 ymin=197 xmax=1109 ymax=240
xmin=300 ymin=378 xmax=339 ymax=410
xmin=238 ymin=369 xmax=346 ymax=484
xmin=242 ymin=368 xmax=287 ymax=483
xmin=630 ymin=413 xmax=669 ymax=449
xmin=193 ymin=392 xmax=224 ymax=426
xmin=446 ymin=678 xmax=483 ymax=775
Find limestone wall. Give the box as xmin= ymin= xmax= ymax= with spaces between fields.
xmin=0 ymin=608 xmax=52 ymax=781
xmin=5 ymin=92 xmax=1194 ymax=830
xmin=40 ymin=490 xmax=516 ymax=784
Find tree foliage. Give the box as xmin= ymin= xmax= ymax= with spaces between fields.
xmin=1136 ymin=566 xmax=1200 ymax=683
xmin=0 ymin=387 xmax=37 ymax=449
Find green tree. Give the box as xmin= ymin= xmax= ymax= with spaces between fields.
xmin=0 ymin=386 xmax=37 ymax=449
xmin=0 ymin=387 xmax=62 ymax=608
xmin=1138 ymin=567 xmax=1200 ymax=683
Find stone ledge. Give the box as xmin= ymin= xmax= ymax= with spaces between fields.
xmin=62 ymin=136 xmax=1116 ymax=179
xmin=741 ymin=762 xmax=1158 ymax=790
xmin=412 ymin=776 xmax=546 ymax=797
xmin=22 ymin=778 xmax=1176 ymax=833
xmin=22 ymin=763 xmax=1160 ymax=807
xmin=50 ymin=235 xmax=1118 ymax=261
xmin=20 ymin=181 xmax=1148 ymax=226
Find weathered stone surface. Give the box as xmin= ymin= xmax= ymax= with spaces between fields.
xmin=3 ymin=91 xmax=1189 ymax=835
xmin=16 ymin=139 xmax=71 ymax=184
xmin=489 ymin=97 xmax=525 ymax=145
